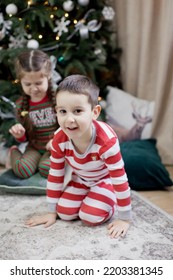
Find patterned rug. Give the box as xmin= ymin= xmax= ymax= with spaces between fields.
xmin=0 ymin=190 xmax=173 ymax=260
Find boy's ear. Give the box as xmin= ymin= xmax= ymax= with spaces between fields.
xmin=92 ymin=105 xmax=101 ymax=120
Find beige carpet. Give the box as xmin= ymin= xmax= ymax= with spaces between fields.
xmin=0 ymin=190 xmax=173 ymax=260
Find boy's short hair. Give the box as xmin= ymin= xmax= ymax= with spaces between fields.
xmin=57 ymin=74 xmax=100 ymax=108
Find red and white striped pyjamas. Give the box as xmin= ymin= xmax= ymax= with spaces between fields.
xmin=47 ymin=120 xmax=131 ymax=226
xmin=56 ymin=173 xmax=116 ymax=225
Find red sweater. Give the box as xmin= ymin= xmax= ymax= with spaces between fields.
xmin=15 ymin=95 xmax=58 ymax=153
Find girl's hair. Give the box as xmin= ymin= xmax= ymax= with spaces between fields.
xmin=15 ymin=49 xmax=51 ymax=79
xmin=57 ymin=74 xmax=100 ymax=108
xmin=15 ymin=49 xmax=57 ymax=144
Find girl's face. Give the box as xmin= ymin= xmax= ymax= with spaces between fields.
xmin=56 ymin=91 xmax=101 ymax=144
xmin=20 ymin=70 xmax=49 ymax=102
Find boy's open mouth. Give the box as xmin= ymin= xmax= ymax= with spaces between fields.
xmin=67 ymin=127 xmax=78 ymax=131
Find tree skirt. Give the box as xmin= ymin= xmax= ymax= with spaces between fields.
xmin=0 ymin=191 xmax=173 ymax=260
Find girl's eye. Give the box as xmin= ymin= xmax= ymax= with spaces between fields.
xmin=35 ymin=82 xmax=42 ymax=86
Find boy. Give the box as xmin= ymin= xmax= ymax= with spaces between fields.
xmin=26 ymin=75 xmax=132 ymax=238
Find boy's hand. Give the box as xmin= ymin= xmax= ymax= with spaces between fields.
xmin=107 ymin=219 xmax=131 ymax=238
xmin=9 ymin=123 xmax=25 ymax=139
xmin=25 ymin=213 xmax=57 ymax=228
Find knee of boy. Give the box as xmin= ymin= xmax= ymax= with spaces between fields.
xmin=79 ymin=210 xmax=105 ymax=226
xmin=56 ymin=205 xmax=79 ymax=221
xmin=57 ymin=211 xmax=78 ymax=221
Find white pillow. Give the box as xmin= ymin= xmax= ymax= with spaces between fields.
xmin=105 ymin=86 xmax=155 ymax=143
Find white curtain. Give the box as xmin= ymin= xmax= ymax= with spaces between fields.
xmin=112 ymin=0 xmax=173 ymax=164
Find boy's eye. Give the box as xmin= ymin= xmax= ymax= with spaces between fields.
xmin=59 ymin=109 xmax=66 ymax=114
xmin=74 ymin=109 xmax=82 ymax=114
xmin=55 ymin=106 xmax=66 ymax=114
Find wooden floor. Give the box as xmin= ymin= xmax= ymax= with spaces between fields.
xmin=139 ymin=166 xmax=173 ymax=217
xmin=139 ymin=187 xmax=173 ymax=216
xmin=0 ymin=165 xmax=173 ymax=217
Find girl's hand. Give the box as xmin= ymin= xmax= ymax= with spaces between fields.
xmin=107 ymin=219 xmax=131 ymax=238
xmin=25 ymin=213 xmax=57 ymax=228
xmin=9 ymin=123 xmax=26 ymax=139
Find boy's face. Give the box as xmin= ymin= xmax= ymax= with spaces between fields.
xmin=55 ymin=91 xmax=101 ymax=142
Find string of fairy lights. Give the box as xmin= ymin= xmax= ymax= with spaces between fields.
xmin=3 ymin=0 xmax=114 ymax=49
xmin=1 ymin=0 xmax=115 ymax=88
xmin=5 ymin=1 xmax=76 ymax=46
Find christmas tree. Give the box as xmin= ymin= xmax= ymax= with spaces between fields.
xmin=0 ymin=0 xmax=121 ymax=147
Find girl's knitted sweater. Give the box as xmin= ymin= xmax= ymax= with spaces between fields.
xmin=15 ymin=95 xmax=58 ymax=153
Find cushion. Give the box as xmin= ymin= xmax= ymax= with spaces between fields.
xmin=0 ymin=169 xmax=47 ymax=195
xmin=0 ymin=164 xmax=72 ymax=195
xmin=120 ymin=139 xmax=173 ymax=190
xmin=105 ymin=86 xmax=155 ymax=143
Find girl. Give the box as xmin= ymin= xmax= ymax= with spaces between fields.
xmin=8 ymin=50 xmax=59 ymax=178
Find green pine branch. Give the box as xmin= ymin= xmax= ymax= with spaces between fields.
xmin=0 ymin=0 xmax=122 ymax=146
